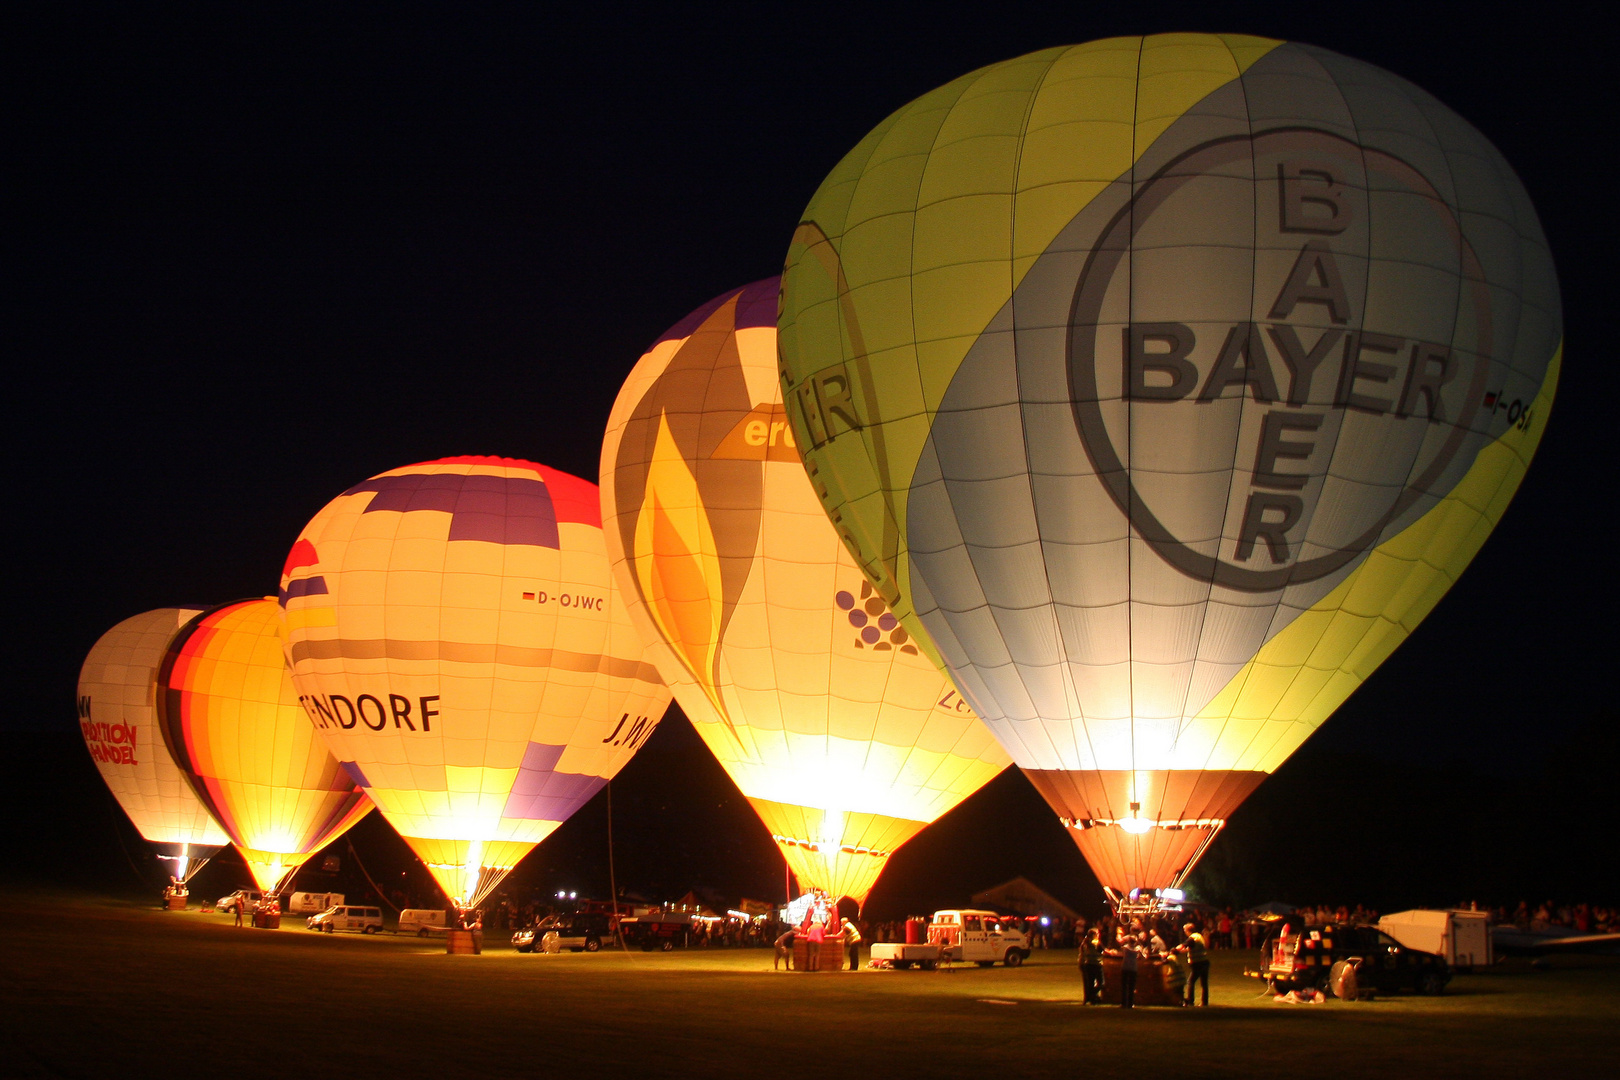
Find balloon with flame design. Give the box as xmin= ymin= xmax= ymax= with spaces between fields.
xmin=157 ymin=599 xmax=372 ymax=892
xmin=280 ymin=457 xmax=671 ymax=909
xmin=601 ymin=278 xmax=1009 ymax=907
xmin=779 ymin=35 xmax=1560 ymax=900
xmin=78 ymin=608 xmax=230 ymax=883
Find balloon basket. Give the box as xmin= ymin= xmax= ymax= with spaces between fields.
xmin=1099 ymin=957 xmax=1184 ymax=1007
xmin=166 ymin=895 xmax=188 ymax=911
xmin=791 ymin=934 xmax=846 ymax=972
xmin=446 ymin=929 xmax=482 ymax=955
xmin=252 ymin=911 xmax=281 ymax=929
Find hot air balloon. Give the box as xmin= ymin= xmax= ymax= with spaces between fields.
xmin=601 ymin=278 xmax=1009 ymax=907
xmin=78 ymin=608 xmax=230 ymax=883
xmin=778 ymin=34 xmax=1560 ymax=904
xmin=280 ymin=457 xmax=672 ymax=910
xmin=157 ymin=599 xmax=372 ymax=893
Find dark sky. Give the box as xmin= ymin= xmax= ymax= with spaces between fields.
xmin=8 ymin=2 xmax=1607 ymax=795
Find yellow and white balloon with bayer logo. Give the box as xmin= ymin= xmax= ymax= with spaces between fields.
xmin=780 ymin=34 xmax=1560 ymax=899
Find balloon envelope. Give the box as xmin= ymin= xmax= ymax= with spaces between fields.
xmin=280 ymin=457 xmax=671 ymax=907
xmin=158 ymin=600 xmax=372 ymax=892
xmin=779 ymin=35 xmax=1560 ymax=895
xmin=78 ymin=608 xmax=229 ymax=881
xmin=602 ymin=279 xmax=1009 ymax=906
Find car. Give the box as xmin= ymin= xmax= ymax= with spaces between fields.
xmin=1251 ymin=921 xmax=1451 ymax=997
xmin=513 ymin=913 xmax=610 ymax=953
xmin=217 ymin=889 xmax=263 ymax=914
xmin=306 ymin=905 xmax=384 ymax=934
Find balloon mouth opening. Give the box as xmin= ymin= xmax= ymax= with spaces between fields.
xmin=1118 ymin=817 xmax=1155 ymax=835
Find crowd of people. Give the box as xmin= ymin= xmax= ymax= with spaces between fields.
xmin=1499 ymin=901 xmax=1619 ymax=933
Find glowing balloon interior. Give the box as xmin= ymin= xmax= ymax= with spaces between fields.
xmin=78 ymin=608 xmax=230 ymax=882
xmin=602 ymin=278 xmax=1009 ymax=906
xmin=280 ymin=457 xmax=672 ymax=909
xmin=779 ymin=34 xmax=1560 ymax=897
xmin=157 ymin=600 xmax=372 ymax=892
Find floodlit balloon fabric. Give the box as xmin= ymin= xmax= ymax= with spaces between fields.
xmin=280 ymin=457 xmax=672 ymax=907
xmin=78 ymin=608 xmax=229 ymax=879
xmin=601 ymin=279 xmax=1009 ymax=906
xmin=779 ymin=35 xmax=1561 ymax=894
xmin=157 ymin=600 xmax=372 ymax=892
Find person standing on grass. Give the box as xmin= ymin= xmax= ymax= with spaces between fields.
xmin=841 ymin=917 xmax=863 ymax=971
xmin=806 ymin=918 xmax=825 ymax=971
xmin=1180 ymin=922 xmax=1211 ymax=1007
xmin=1079 ymin=928 xmax=1105 ymax=1005
xmin=1112 ymin=933 xmax=1142 ymax=1009
xmin=234 ymin=897 xmax=244 ymax=928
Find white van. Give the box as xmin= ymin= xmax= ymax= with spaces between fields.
xmin=398 ymin=908 xmax=450 ymax=936
xmin=307 ymin=905 xmax=384 ymax=934
xmin=288 ymin=891 xmax=345 ymax=915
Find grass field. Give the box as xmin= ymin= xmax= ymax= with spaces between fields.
xmin=3 ymin=889 xmax=1615 ymax=1079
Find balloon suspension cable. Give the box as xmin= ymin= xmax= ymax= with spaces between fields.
xmin=1170 ymin=820 xmax=1226 ymax=894
xmin=158 ymin=850 xmax=215 ymax=885
xmin=345 ymin=838 xmax=401 ymax=912
xmin=462 ymin=864 xmax=518 ymax=914
xmin=271 ymin=859 xmax=302 ymax=897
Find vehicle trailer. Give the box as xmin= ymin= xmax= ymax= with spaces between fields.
xmin=1245 ymin=921 xmax=1450 ymax=997
xmin=869 ymin=910 xmax=1031 ymax=969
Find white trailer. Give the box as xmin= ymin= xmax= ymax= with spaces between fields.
xmin=1378 ymin=909 xmax=1493 ymax=970
xmin=287 ymin=891 xmax=344 ymax=915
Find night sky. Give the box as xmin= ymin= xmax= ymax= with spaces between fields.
xmin=9 ymin=3 xmax=1611 ymax=911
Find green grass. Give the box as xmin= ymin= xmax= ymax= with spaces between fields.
xmin=3 ymin=888 xmax=1615 ymax=1079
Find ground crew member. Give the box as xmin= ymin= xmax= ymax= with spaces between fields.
xmin=1079 ymin=928 xmax=1104 ymax=1004
xmin=841 ymin=918 xmax=863 ymax=970
xmin=1182 ymin=922 xmax=1211 ymax=1006
xmin=773 ymin=927 xmax=796 ymax=970
xmin=806 ymin=918 xmax=824 ymax=971
xmin=1118 ymin=936 xmax=1140 ymax=1008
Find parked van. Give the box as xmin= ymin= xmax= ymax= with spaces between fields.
xmin=288 ymin=891 xmax=344 ymax=915
xmin=216 ymin=889 xmax=263 ymax=914
xmin=398 ymin=908 xmax=450 ymax=937
xmin=307 ymin=905 xmax=384 ymax=934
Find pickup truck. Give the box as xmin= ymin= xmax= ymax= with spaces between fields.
xmin=870 ymin=910 xmax=1032 ymax=969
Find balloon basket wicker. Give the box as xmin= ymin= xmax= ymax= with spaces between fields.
xmin=791 ymin=934 xmax=846 ymax=972
xmin=1099 ymin=957 xmax=1184 ymax=1007
xmin=166 ymin=896 xmax=188 ymax=911
xmin=446 ymin=929 xmax=482 ymax=955
xmin=252 ymin=912 xmax=281 ymax=929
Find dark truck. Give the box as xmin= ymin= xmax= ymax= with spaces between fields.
xmin=618 ymin=912 xmax=692 ymax=951
xmin=1249 ymin=921 xmax=1450 ymax=998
